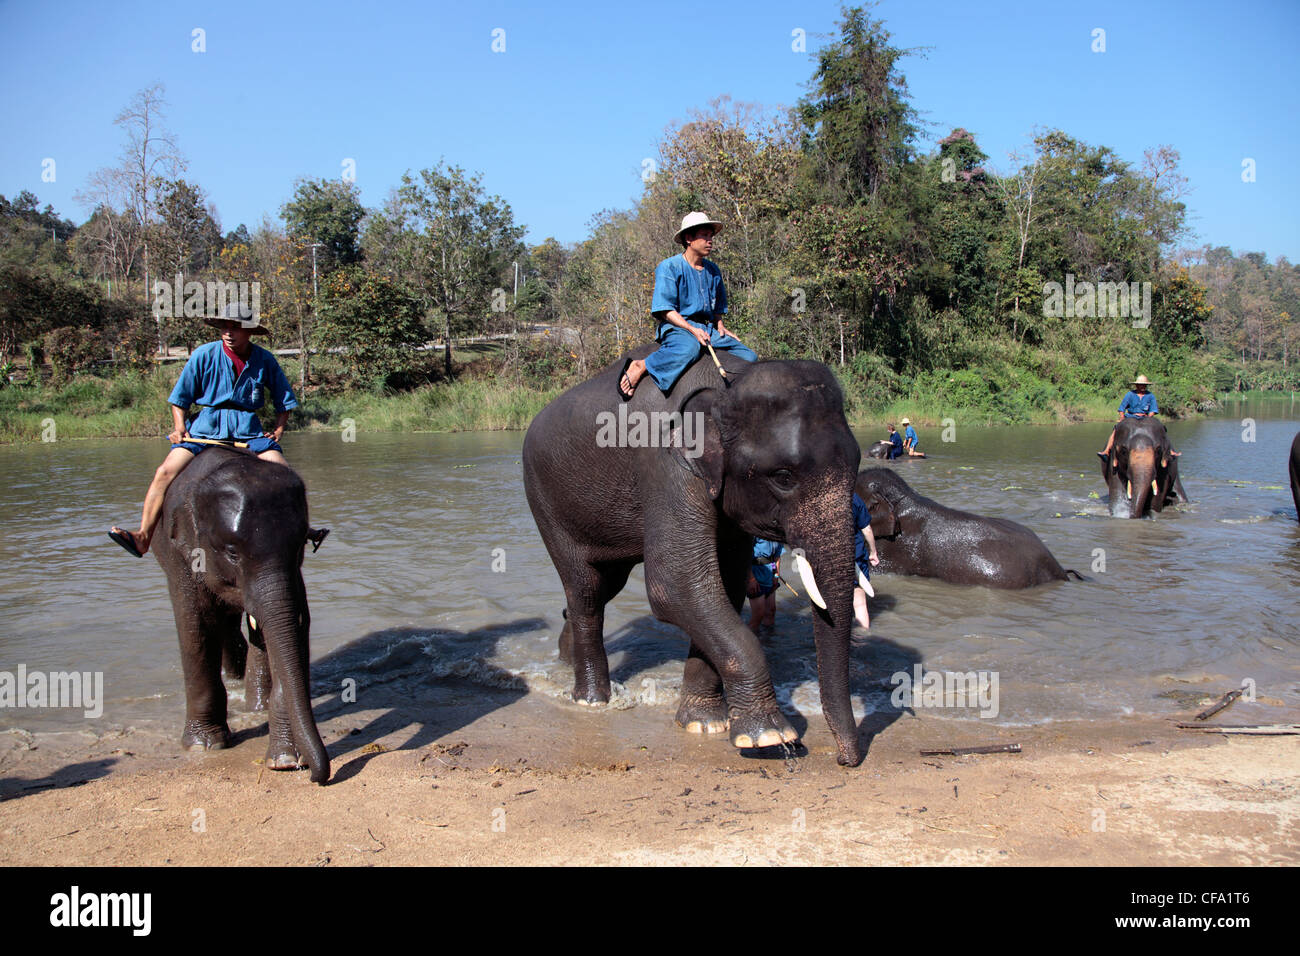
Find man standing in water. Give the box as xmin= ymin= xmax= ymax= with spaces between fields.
xmin=108 ymin=303 xmax=305 ymax=557
xmin=617 ymin=212 xmax=756 ymax=399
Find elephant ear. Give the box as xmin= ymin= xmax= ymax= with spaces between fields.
xmin=865 ymin=493 xmax=899 ymax=537
xmin=667 ymin=387 xmax=725 ymax=500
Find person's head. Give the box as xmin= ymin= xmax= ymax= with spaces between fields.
xmin=673 ymin=212 xmax=723 ymax=252
xmin=888 ymin=424 xmax=896 ymax=433
xmin=213 ymin=321 xmax=253 ymax=353
xmin=1132 ymin=374 xmax=1153 ymax=393
xmin=900 ymin=417 xmax=911 ymax=427
xmin=205 ymin=301 xmax=268 ymax=350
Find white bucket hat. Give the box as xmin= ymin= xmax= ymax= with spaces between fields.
xmin=673 ymin=211 xmax=723 ymax=246
xmin=1132 ymin=374 xmax=1154 ymax=387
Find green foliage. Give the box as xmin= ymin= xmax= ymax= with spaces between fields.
xmin=316 ymin=267 xmax=428 ymax=389
xmin=44 ymin=326 xmax=108 ymax=383
xmin=280 ymin=178 xmax=365 ymax=270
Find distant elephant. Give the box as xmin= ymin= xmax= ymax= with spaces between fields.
xmin=1290 ymin=432 xmax=1300 ymax=522
xmin=523 ymin=347 xmax=864 ymax=766
xmin=855 ymin=467 xmax=1081 ymax=588
xmin=1097 ymin=417 xmax=1188 ymax=518
xmin=866 ymin=440 xmax=924 ymax=459
xmin=155 ymin=446 xmax=329 ymax=783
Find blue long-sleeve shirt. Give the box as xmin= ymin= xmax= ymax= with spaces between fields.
xmin=168 ymin=341 xmax=297 ymax=441
xmin=650 ymin=254 xmax=728 ymax=337
xmin=1118 ymin=390 xmax=1158 ymax=417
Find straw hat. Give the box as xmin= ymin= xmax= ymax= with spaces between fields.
xmin=900 ymin=417 xmax=911 ymax=425
xmin=1131 ymin=374 xmax=1154 ymax=387
xmin=673 ymin=211 xmax=723 ymax=246
xmin=204 ymin=301 xmax=269 ymax=335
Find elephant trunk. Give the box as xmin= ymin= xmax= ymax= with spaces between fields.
xmin=1127 ymin=447 xmax=1158 ymax=518
xmin=247 ymin=573 xmax=329 ymax=784
xmin=787 ymin=498 xmax=861 ymax=767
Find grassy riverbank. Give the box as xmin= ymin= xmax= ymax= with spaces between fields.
xmin=0 ymin=351 xmax=1245 ymax=445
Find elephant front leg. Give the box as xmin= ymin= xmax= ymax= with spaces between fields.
xmin=264 ymin=676 xmax=306 ymax=771
xmin=676 ymin=643 xmax=729 ymax=734
xmin=244 ymin=615 xmax=273 ymax=713
xmin=171 ymin=599 xmax=233 ymax=752
xmin=647 ymin=564 xmax=797 ymax=751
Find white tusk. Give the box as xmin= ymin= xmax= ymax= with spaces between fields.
xmin=857 ymin=569 xmax=875 ymax=598
xmin=248 ymin=614 xmax=258 ymax=630
xmin=792 ymin=551 xmax=828 ymax=610
xmin=1126 ymin=480 xmax=1132 ymax=498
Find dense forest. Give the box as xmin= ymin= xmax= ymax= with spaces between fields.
xmin=2 ymin=6 xmax=1297 ymax=435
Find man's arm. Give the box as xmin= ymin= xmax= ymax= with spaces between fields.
xmin=168 ymin=404 xmax=189 ymax=444
xmin=863 ymin=526 xmax=879 ymax=565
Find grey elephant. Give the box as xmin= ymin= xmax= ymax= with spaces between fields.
xmin=154 ymin=446 xmax=329 ymax=783
xmin=1098 ymin=416 xmax=1189 ymax=518
xmin=855 ymin=468 xmax=1082 ymax=588
xmin=523 ymin=347 xmax=863 ymax=766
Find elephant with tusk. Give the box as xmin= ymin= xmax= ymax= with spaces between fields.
xmin=523 ymin=346 xmax=864 ymax=766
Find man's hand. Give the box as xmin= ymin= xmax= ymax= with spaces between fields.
xmin=716 ymin=319 xmax=737 ymax=341
xmin=691 ymin=325 xmax=712 ymax=347
xmin=264 ymin=426 xmax=285 ymax=442
xmin=746 ymin=574 xmax=760 ymax=599
xmin=168 ymin=427 xmax=190 ymax=444
xmin=870 ymin=553 xmax=880 ymax=566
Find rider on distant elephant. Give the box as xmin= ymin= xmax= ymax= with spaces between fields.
xmin=1099 ymin=374 xmax=1179 ymax=458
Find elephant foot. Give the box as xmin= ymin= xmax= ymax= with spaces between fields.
xmin=676 ymin=695 xmax=730 ymax=735
xmin=265 ymin=743 xmax=306 ymax=771
xmin=729 ymin=708 xmax=799 ymax=750
xmin=182 ymin=721 xmax=231 ymax=751
xmin=574 ymin=696 xmax=607 ymax=708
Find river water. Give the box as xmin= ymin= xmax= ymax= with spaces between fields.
xmin=2 ymin=396 xmax=1297 ymax=743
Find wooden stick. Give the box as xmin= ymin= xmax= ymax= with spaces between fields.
xmin=703 ymin=339 xmax=729 ymax=383
xmin=920 ymin=743 xmax=1022 ymax=757
xmin=1175 ymin=723 xmax=1298 ymax=735
xmin=1194 ymin=689 xmax=1242 ymax=721
xmin=175 ymin=437 xmax=250 ymax=449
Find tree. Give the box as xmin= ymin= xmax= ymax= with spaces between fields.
xmin=316 ymin=267 xmax=428 ymax=387
xmin=369 ymin=163 xmax=524 ymax=378
xmin=76 ymin=83 xmax=187 ymax=351
xmin=280 ymin=178 xmax=366 ymax=384
xmin=796 ymin=4 xmax=920 ymax=204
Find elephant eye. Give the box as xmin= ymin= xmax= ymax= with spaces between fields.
xmin=770 ymin=469 xmax=797 ymax=490
xmin=224 ymin=544 xmax=240 ymax=561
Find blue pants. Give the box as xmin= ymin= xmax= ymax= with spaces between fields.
xmin=643 ymin=319 xmax=757 ymax=393
xmin=173 ymin=435 xmax=282 ymax=456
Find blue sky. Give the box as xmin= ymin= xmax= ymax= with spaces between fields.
xmin=2 ymin=0 xmax=1297 ymax=259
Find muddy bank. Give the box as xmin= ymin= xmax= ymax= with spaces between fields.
xmin=1 ymin=685 xmax=1295 ymax=867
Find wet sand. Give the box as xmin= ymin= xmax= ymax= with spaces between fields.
xmin=2 ymin=684 xmax=1296 ymax=866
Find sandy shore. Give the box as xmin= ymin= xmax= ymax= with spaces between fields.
xmin=1 ymin=682 xmax=1296 ymax=867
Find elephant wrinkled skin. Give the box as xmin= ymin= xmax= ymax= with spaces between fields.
xmin=154 ymin=447 xmax=329 ymax=783
xmin=855 ymin=468 xmax=1080 ymax=588
xmin=523 ymin=346 xmax=864 ymax=766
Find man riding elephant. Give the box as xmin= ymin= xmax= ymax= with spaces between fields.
xmin=617 ymin=212 xmax=757 ymax=400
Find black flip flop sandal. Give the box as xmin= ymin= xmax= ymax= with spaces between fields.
xmin=617 ymin=357 xmax=636 ymax=402
xmin=108 ymin=528 xmax=144 ymax=558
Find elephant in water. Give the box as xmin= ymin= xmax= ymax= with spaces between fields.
xmin=1290 ymin=432 xmax=1300 ymax=522
xmin=1098 ymin=417 xmax=1188 ymax=518
xmin=855 ymin=467 xmax=1082 ymax=588
xmin=154 ymin=446 xmax=329 ymax=783
xmin=523 ymin=346 xmax=864 ymax=766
